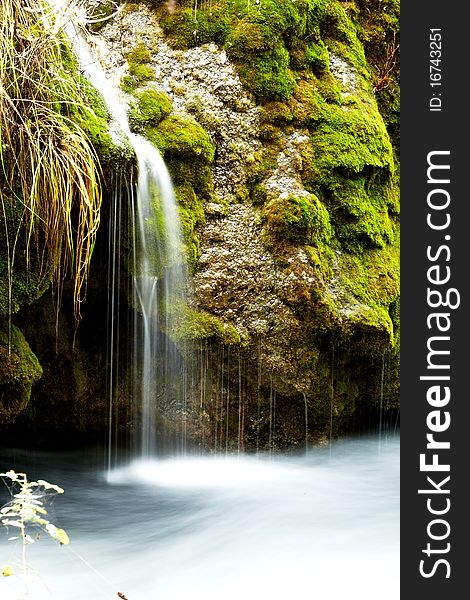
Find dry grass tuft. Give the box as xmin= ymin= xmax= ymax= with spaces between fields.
xmin=0 ymin=0 xmax=102 ymax=325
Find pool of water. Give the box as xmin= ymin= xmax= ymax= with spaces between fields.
xmin=0 ymin=434 xmax=399 ymax=599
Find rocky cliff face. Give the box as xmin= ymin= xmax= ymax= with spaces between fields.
xmin=0 ymin=0 xmax=399 ymax=449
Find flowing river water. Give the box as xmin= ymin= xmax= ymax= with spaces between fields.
xmin=0 ymin=434 xmax=399 ymax=599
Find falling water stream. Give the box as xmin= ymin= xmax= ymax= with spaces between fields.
xmin=52 ymin=1 xmax=186 ymax=461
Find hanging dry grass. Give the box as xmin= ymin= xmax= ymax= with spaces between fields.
xmin=0 ymin=0 xmax=102 ymax=324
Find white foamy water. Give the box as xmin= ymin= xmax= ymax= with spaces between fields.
xmin=0 ymin=435 xmax=399 ymax=599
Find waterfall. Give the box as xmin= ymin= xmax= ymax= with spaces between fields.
xmin=130 ymin=137 xmax=185 ymax=458
xmin=55 ymin=3 xmax=186 ymax=461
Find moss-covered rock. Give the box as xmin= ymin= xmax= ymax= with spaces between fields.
xmin=353 ymin=0 xmax=400 ymax=148
xmin=336 ymin=239 xmax=400 ymax=339
xmin=157 ymin=0 xmax=397 ymax=258
xmin=71 ymin=75 xmax=127 ymax=168
xmin=157 ymin=0 xmax=332 ymax=102
xmin=126 ymin=41 xmax=153 ymax=65
xmin=123 ymin=40 xmax=159 ymax=87
xmin=128 ymin=88 xmax=173 ymax=133
xmin=0 ymin=198 xmax=52 ymax=315
xmin=0 ymin=320 xmax=42 ymax=425
xmin=167 ymin=158 xmax=214 ymax=200
xmin=291 ymin=73 xmax=396 ymax=252
xmin=166 ymin=301 xmax=242 ymax=346
xmin=175 ymin=183 xmax=205 ymax=271
xmin=158 ymin=4 xmax=232 ymax=49
xmin=147 ymin=114 xmax=216 ymax=162
xmin=100 ymin=0 xmax=401 ymax=446
xmin=263 ymin=193 xmax=332 ymax=246
xmin=137 ymin=89 xmax=173 ymax=125
xmin=129 ymin=62 xmax=155 ymax=83
xmin=234 ymin=46 xmax=296 ymax=102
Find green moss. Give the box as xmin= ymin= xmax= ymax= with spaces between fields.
xmin=126 ymin=42 xmax=152 ymax=65
xmin=292 ymin=74 xmax=395 ymax=252
xmin=166 ymin=302 xmax=242 ymax=346
xmin=167 ymin=159 xmax=214 ymax=200
xmin=263 ymin=193 xmax=332 ymax=246
xmin=75 ymin=83 xmax=113 ymax=160
xmin=236 ymin=48 xmax=295 ymax=102
xmin=122 ymin=41 xmax=157 ymax=89
xmin=245 ymin=145 xmax=279 ymax=186
xmin=65 ymin=75 xmax=130 ymax=168
xmin=309 ymin=103 xmax=393 ymax=175
xmin=260 ymin=101 xmax=295 ymax=126
xmin=315 ymin=71 xmax=342 ymax=104
xmin=157 ymin=0 xmax=330 ymax=102
xmin=226 ymin=20 xmax=279 ymax=59
xmin=0 ymin=320 xmax=42 ymax=424
xmin=120 ymin=75 xmax=139 ymax=94
xmin=138 ymin=89 xmax=173 ymax=124
xmin=129 ymin=89 xmax=173 ymax=132
xmin=251 ymin=183 xmax=268 ymax=206
xmin=127 ymin=99 xmax=144 ymax=132
xmin=157 ymin=8 xmax=196 ymax=49
xmin=147 ymin=114 xmax=216 ymax=163
xmin=0 ymin=321 xmax=42 ymax=384
xmin=289 ymin=80 xmax=324 ymax=127
xmin=175 ymin=183 xmax=205 ymax=272
xmin=335 ymin=240 xmax=400 ymax=344
xmin=159 ymin=5 xmax=231 ymax=49
xmin=320 ymin=1 xmax=369 ymax=79
xmin=305 ymin=39 xmax=330 ymax=72
xmin=0 ymin=199 xmax=52 ymax=315
xmin=304 ymin=244 xmax=333 ymax=280
xmin=76 ymin=75 xmax=108 ymax=120
xmin=129 ymin=63 xmax=155 ymax=83
xmin=227 ymin=21 xmax=295 ymax=102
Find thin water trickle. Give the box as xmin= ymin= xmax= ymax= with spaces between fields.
xmin=329 ymin=343 xmax=335 ymax=457
xmin=303 ymin=391 xmax=309 ymax=454
xmin=256 ymin=340 xmax=262 ymax=454
xmin=106 ymin=181 xmax=123 ymax=472
xmin=378 ymin=350 xmax=386 ymax=451
xmin=225 ymin=346 xmax=231 ymax=455
xmin=237 ymin=351 xmax=242 ymax=454
xmin=268 ymin=375 xmax=274 ymax=457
